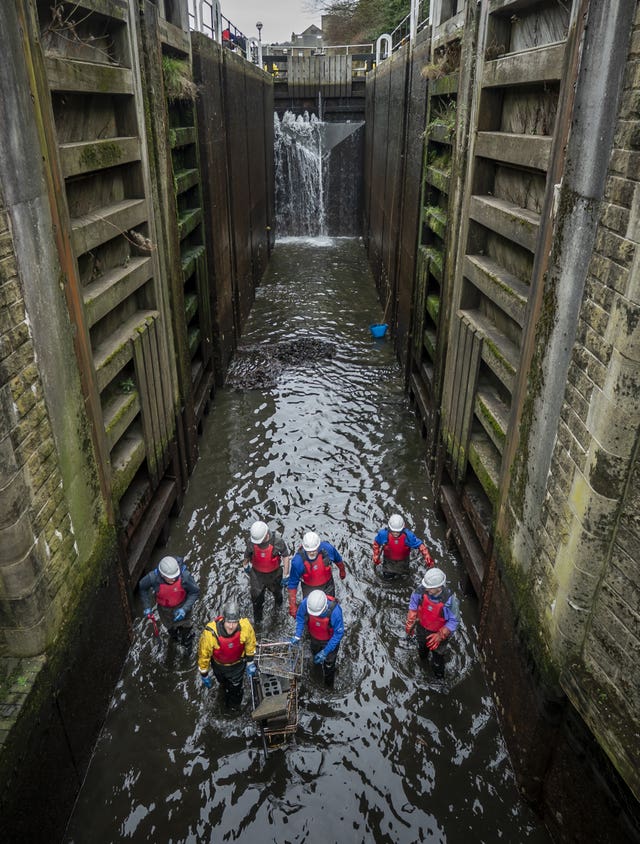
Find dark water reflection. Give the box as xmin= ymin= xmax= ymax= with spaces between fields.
xmin=66 ymin=238 xmax=550 ymax=844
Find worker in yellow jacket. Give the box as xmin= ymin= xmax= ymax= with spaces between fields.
xmin=197 ymin=601 xmax=257 ymax=710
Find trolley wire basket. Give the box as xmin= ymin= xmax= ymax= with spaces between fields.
xmin=254 ymin=640 xmax=304 ymax=679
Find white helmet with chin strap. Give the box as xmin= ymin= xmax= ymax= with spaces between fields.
xmin=302 ymin=531 xmax=321 ymax=553
xmin=158 ymin=556 xmax=180 ymax=580
xmin=307 ymin=590 xmax=328 ymax=616
xmin=250 ymin=520 xmax=269 ymax=544
xmin=388 ymin=514 xmax=405 ymax=532
xmin=422 ymin=567 xmax=446 ymax=590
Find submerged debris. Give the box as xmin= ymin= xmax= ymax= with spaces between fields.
xmin=225 ymin=338 xmax=336 ymax=390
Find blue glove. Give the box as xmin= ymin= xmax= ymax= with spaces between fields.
xmin=243 ymin=563 xmax=252 ymax=574
xmin=289 ymin=636 xmax=301 ymax=646
xmin=144 ymin=607 xmax=153 ymax=618
xmin=246 ymin=662 xmax=257 ymax=678
xmin=173 ymin=608 xmax=186 ymax=622
xmin=313 ymin=649 xmax=327 ymax=665
xmin=281 ymin=577 xmax=288 ymax=587
xmin=201 ymin=674 xmax=213 ymax=689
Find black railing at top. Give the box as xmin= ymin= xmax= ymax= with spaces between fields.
xmin=390 ymin=0 xmax=430 ymax=52
xmin=187 ymin=0 xmax=249 ymax=58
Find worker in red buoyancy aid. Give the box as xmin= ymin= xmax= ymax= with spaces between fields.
xmin=138 ymin=555 xmax=200 ymax=649
xmin=197 ymin=601 xmax=257 ymax=710
xmin=290 ymin=589 xmax=344 ymax=687
xmin=287 ymin=531 xmax=347 ymax=618
xmin=405 ymin=568 xmax=460 ymax=679
xmin=372 ymin=513 xmax=434 ymax=580
xmin=241 ymin=520 xmax=291 ymax=622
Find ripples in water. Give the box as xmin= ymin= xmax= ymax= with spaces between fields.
xmin=65 ymin=239 xmax=549 ymax=844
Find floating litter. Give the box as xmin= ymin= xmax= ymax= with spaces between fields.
xmin=370 ymin=323 xmax=388 ymax=338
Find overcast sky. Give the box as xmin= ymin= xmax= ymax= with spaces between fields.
xmin=221 ymin=1 xmax=321 ymax=44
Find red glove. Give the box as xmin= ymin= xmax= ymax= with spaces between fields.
xmin=405 ymin=610 xmax=418 ymax=636
xmin=420 ymin=545 xmax=434 ymax=568
xmin=372 ymin=542 xmax=381 ymax=566
xmin=426 ymin=627 xmax=450 ymax=650
xmin=336 ymin=561 xmax=346 ymax=580
xmin=287 ymin=588 xmax=298 ymax=618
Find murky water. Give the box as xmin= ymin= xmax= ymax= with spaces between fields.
xmin=65 ymin=239 xmax=550 ymax=844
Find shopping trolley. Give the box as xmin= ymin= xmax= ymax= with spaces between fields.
xmin=250 ymin=640 xmax=303 ymax=758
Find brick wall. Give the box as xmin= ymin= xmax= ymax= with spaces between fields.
xmin=541 ymin=0 xmax=640 ymax=798
xmin=0 ymin=186 xmax=78 ymax=657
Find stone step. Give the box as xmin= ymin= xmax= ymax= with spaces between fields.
xmin=56 ymin=0 xmax=128 ymax=21
xmin=468 ymin=430 xmax=502 ymax=506
xmin=59 ymin=136 xmax=141 ymax=178
xmin=475 ymin=383 xmax=510 ymax=453
xmin=110 ymin=426 xmax=146 ymax=502
xmin=188 ymin=326 xmax=201 ymax=359
xmin=428 ymin=123 xmax=453 ymax=145
xmin=475 ymin=131 xmax=552 ymax=172
xmin=482 ymin=42 xmax=565 ymax=88
xmin=460 ymin=308 xmax=519 ymax=395
xmin=103 ymin=389 xmax=140 ymax=451
xmin=424 ymin=327 xmax=437 ymax=360
xmin=83 ymin=256 xmax=152 ymax=327
xmin=178 ymin=208 xmax=202 ymax=241
xmin=45 ymin=55 xmax=133 ymax=95
xmin=426 ymin=247 xmax=443 ymax=283
xmin=184 ymin=292 xmax=198 ymax=325
xmin=425 ymin=165 xmax=450 ymax=194
xmin=93 ymin=309 xmax=158 ymax=392
xmin=181 ymin=244 xmax=206 ymax=280
xmin=71 ymin=198 xmax=147 ymax=255
xmin=426 ymin=293 xmax=440 ymax=324
xmin=171 ymin=126 xmax=197 ymax=149
xmin=469 ymin=195 xmax=540 ymax=252
xmin=464 ymin=254 xmax=529 ymax=327
xmin=174 ymin=168 xmax=199 ymax=195
xmin=424 ymin=206 xmax=447 ymax=240
xmin=430 ymin=72 xmax=459 ymax=96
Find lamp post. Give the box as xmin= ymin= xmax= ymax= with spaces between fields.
xmin=256 ymin=21 xmax=263 ymax=67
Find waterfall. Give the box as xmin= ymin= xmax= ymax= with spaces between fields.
xmin=274 ymin=110 xmax=365 ymax=238
xmin=274 ymin=111 xmax=326 ymax=237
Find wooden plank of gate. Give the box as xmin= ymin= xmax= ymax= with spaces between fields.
xmin=457 ymin=318 xmax=482 ymax=479
xmin=453 ymin=319 xmax=475 ymax=476
xmin=132 ymin=328 xmax=159 ymax=486
xmin=149 ymin=318 xmax=171 ymax=474
xmin=142 ymin=320 xmax=164 ymax=480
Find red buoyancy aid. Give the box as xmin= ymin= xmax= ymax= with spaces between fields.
xmin=156 ymin=576 xmax=187 ymax=607
xmin=302 ymin=549 xmax=332 ymax=586
xmin=252 ymin=542 xmax=281 ymax=573
xmin=384 ymin=531 xmax=411 ymax=561
xmin=307 ymin=598 xmax=337 ymax=642
xmin=417 ymin=587 xmax=452 ymax=632
xmin=210 ymin=619 xmax=245 ymax=665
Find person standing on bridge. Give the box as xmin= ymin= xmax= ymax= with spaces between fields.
xmin=197 ymin=600 xmax=257 ymax=710
xmin=405 ymin=567 xmax=460 ymax=679
xmin=138 ymin=555 xmax=199 ymax=649
xmin=290 ymin=589 xmax=344 ymax=687
xmin=372 ymin=513 xmax=434 ymax=581
xmin=287 ymin=531 xmax=346 ymax=618
xmin=241 ymin=520 xmax=291 ymax=623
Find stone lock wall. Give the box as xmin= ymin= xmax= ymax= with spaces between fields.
xmin=366 ymin=0 xmax=640 ymax=837
xmin=0 ymin=0 xmax=274 ymax=839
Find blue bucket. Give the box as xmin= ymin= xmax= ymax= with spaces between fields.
xmin=370 ymin=323 xmax=388 ymax=338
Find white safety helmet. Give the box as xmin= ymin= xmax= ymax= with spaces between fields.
xmin=250 ymin=520 xmax=269 ymax=544
xmin=158 ymin=556 xmax=180 ymax=580
xmin=302 ymin=531 xmax=321 ymax=553
xmin=422 ymin=567 xmax=446 ymax=590
xmin=388 ymin=514 xmax=405 ymax=533
xmin=307 ymin=590 xmax=328 ymax=616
